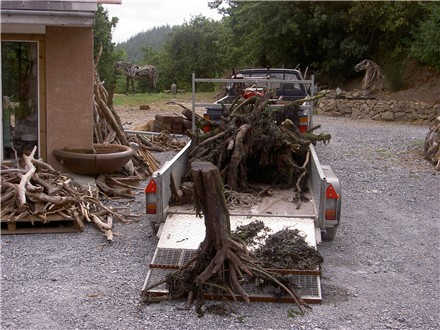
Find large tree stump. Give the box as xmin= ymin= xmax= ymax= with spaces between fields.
xmin=145 ymin=161 xmax=305 ymax=314
xmin=179 ymin=161 xmax=252 ymax=303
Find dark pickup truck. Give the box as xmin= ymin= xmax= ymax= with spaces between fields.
xmin=204 ymin=68 xmax=314 ymax=132
xmin=227 ymin=68 xmax=308 ymax=100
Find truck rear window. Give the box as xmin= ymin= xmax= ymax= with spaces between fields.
xmin=241 ymin=72 xmax=303 ymax=91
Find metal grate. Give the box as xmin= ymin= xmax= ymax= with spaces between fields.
xmin=294 ymin=274 xmax=320 ymax=297
xmin=143 ymin=268 xmax=321 ymax=303
xmin=150 ymin=248 xmax=198 ymax=268
xmin=145 ymin=248 xmax=321 ymax=303
xmin=150 ymin=248 xmax=181 ymax=268
xmin=181 ymin=249 xmax=198 ymax=265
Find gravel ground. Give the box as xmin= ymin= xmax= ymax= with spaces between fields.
xmin=2 ymin=116 xmax=439 ymax=329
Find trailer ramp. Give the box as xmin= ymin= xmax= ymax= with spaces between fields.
xmin=142 ymin=214 xmax=322 ymax=303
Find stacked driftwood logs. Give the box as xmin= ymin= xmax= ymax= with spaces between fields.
xmin=92 ymin=63 xmax=165 ymax=199
xmin=93 ymin=69 xmax=159 ymax=178
xmin=0 ymin=146 xmax=135 ymax=240
xmin=172 ymin=93 xmax=330 ymax=204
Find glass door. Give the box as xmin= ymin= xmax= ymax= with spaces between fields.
xmin=1 ymin=41 xmax=39 ymax=160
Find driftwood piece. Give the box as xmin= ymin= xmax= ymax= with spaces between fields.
xmin=16 ymin=146 xmax=37 ymax=208
xmin=174 ymin=103 xmax=218 ymax=128
xmin=94 ymin=80 xmax=129 ymax=146
xmin=227 ymin=124 xmax=251 ymax=191
xmin=31 ymin=158 xmax=57 ymax=174
xmin=136 ymin=134 xmax=165 ymax=152
xmin=1 ymin=188 xmax=15 ymax=203
xmin=105 ymin=216 xmax=113 ymax=241
xmin=32 ymin=173 xmax=63 ymax=195
xmin=26 ymin=192 xmax=76 ymax=205
xmin=170 ymin=172 xmax=183 ymax=201
xmin=96 ymin=175 xmax=133 ymax=198
xmin=424 ymin=116 xmax=440 ymax=170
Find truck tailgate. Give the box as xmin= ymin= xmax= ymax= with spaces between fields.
xmin=142 ymin=214 xmax=322 ymax=303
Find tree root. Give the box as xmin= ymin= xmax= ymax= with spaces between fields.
xmin=146 ymin=237 xmax=307 ymax=313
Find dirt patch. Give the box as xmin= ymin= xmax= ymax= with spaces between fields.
xmin=381 ymin=76 xmax=440 ymax=105
xmin=343 ymin=61 xmax=440 ymax=105
xmin=115 ymin=94 xmax=215 ymax=130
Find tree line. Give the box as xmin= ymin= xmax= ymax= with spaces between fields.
xmin=94 ymin=1 xmax=440 ymax=93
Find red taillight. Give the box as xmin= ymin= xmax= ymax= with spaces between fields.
xmin=326 ymin=184 xmax=339 ymax=199
xmin=145 ymin=179 xmax=157 ymax=193
xmin=146 ymin=203 xmax=157 ymax=214
xmin=242 ymin=90 xmax=264 ymax=99
xmin=298 ymin=117 xmax=308 ymax=133
xmin=325 ymin=209 xmax=337 ymax=220
xmin=203 ymin=114 xmax=211 ymax=132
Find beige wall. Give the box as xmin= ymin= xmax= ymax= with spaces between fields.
xmin=45 ymin=26 xmax=94 ymax=167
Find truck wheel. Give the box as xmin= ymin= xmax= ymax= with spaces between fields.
xmin=322 ymin=227 xmax=337 ymax=241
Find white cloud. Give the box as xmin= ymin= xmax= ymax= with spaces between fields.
xmin=103 ymin=0 xmax=222 ymax=43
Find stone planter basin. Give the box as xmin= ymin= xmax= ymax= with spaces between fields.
xmin=53 ymin=144 xmax=134 ymax=175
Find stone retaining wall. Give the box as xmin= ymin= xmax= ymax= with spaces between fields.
xmin=317 ymin=93 xmax=440 ymax=124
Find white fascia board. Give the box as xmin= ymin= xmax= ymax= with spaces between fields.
xmin=1 ymin=13 xmax=94 ymax=27
xmin=1 ymin=1 xmax=97 ymax=12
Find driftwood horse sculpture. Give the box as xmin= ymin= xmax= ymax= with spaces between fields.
xmin=354 ymin=59 xmax=384 ymax=93
xmin=136 ymin=64 xmax=159 ymax=90
xmin=114 ymin=61 xmax=158 ymax=93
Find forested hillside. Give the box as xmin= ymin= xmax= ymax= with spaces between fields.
xmin=109 ymin=1 xmax=439 ymax=92
xmin=116 ymin=26 xmax=174 ymax=63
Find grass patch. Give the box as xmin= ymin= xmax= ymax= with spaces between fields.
xmin=113 ymin=92 xmax=217 ymax=107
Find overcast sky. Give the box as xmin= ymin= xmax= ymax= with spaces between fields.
xmin=103 ymin=0 xmax=223 ymax=44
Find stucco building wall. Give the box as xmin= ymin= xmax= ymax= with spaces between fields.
xmin=45 ymin=26 xmax=94 ymax=167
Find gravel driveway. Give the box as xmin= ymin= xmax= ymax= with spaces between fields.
xmin=2 ymin=116 xmax=439 ymax=329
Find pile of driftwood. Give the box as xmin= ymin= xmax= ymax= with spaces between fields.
xmin=424 ymin=116 xmax=440 ymax=170
xmin=175 ymin=94 xmax=330 ymax=203
xmin=1 ymin=147 xmax=133 ymax=240
xmin=129 ymin=131 xmax=186 ymax=152
xmin=93 ymin=70 xmax=159 ymax=179
xmin=92 ymin=60 xmax=161 ymax=199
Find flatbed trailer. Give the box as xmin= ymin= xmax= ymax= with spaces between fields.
xmin=141 ymin=74 xmax=341 ymax=303
xmin=141 ymin=141 xmax=340 ymax=303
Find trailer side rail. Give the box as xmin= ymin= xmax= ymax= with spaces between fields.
xmin=147 ymin=140 xmax=192 ymax=226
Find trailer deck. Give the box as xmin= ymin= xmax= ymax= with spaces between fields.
xmin=142 ymin=214 xmax=322 ymax=303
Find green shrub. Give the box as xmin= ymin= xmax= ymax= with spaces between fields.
xmin=410 ymin=3 xmax=440 ymax=70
